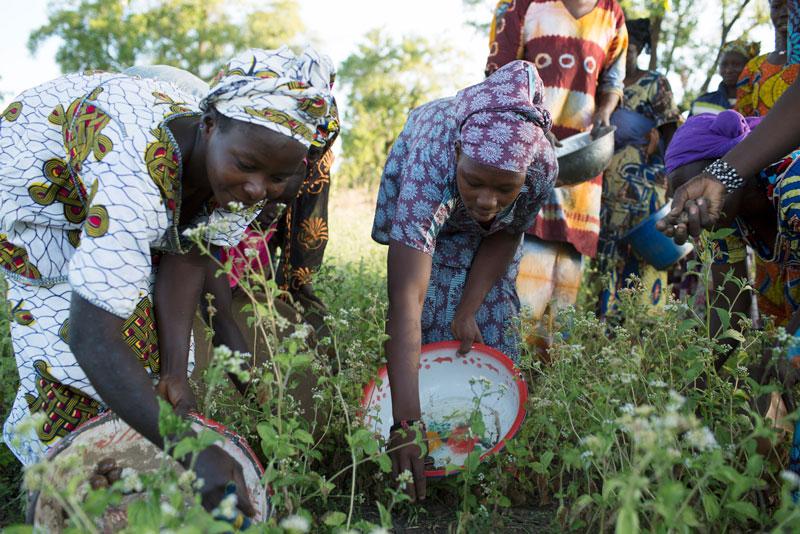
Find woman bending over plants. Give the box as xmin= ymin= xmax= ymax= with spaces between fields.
xmin=371 ymin=60 xmax=557 ymax=501
xmin=0 ymin=46 xmax=339 ymax=515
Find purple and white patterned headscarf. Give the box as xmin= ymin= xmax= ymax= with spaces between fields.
xmin=456 ymin=61 xmax=552 ymax=173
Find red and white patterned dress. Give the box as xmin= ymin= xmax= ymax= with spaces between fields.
xmin=486 ymin=0 xmax=628 ymax=257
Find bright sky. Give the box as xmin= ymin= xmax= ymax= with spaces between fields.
xmin=0 ymin=0 xmax=776 ymax=109
xmin=0 ymin=0 xmax=490 ymax=108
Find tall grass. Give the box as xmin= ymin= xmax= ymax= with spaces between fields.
xmin=0 ymin=276 xmax=25 ymax=525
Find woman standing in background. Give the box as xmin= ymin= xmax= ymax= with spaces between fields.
xmin=596 ymin=18 xmax=681 ymax=315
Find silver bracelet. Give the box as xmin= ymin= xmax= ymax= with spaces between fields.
xmin=704 ymin=159 xmax=744 ymax=193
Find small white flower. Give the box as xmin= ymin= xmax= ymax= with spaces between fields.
xmin=160 ymin=501 xmax=177 ymax=517
xmin=290 ymin=323 xmax=313 ymax=340
xmin=370 ymin=528 xmax=390 ymax=534
xmin=178 ymin=469 xmax=196 ymax=489
xmin=685 ymin=427 xmax=718 ymax=451
xmin=276 ymin=314 xmax=291 ymax=330
xmin=182 ymin=225 xmax=205 ymax=240
xmin=659 ymin=413 xmax=682 ymax=431
xmin=280 ymin=514 xmax=311 ymax=532
xmin=121 ymin=468 xmax=143 ymax=493
xmin=227 ymin=200 xmax=245 ymax=212
xmin=213 ymin=345 xmax=233 ymax=360
xmin=620 ymin=403 xmax=635 ymax=415
xmin=216 ymin=493 xmax=237 ymax=518
xmin=396 ymin=469 xmax=414 ymax=489
xmin=648 ymin=379 xmax=668 ymax=388
xmin=781 ymin=470 xmax=800 ymax=488
xmin=668 ymin=390 xmax=686 ymax=409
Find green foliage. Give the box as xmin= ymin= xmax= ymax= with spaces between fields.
xmin=0 ymin=276 xmax=25 ymax=526
xmin=336 ymin=30 xmax=468 ymax=188
xmin=5 ymin=192 xmax=800 ymax=531
xmin=28 ymin=0 xmax=305 ymax=78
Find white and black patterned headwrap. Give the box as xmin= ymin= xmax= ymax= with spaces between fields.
xmin=202 ymin=45 xmax=339 ymax=148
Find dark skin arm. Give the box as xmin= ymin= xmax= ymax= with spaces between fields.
xmin=69 ymin=295 xmax=255 ymax=516
xmin=156 ymin=247 xmax=252 ymax=412
xmin=645 ymin=123 xmax=678 ymax=160
xmin=201 ymin=254 xmax=253 ymax=395
xmin=659 ymin=79 xmax=800 ymax=242
xmin=659 ymin=122 xmax=677 ymax=150
xmin=202 ymin=256 xmax=249 ymax=356
xmin=453 ymin=230 xmax=521 ymax=353
xmin=155 ymin=250 xmax=205 ymax=414
xmin=386 ymin=240 xmax=431 ymax=502
xmin=385 ymin=230 xmax=521 ymax=500
xmin=592 ymin=92 xmax=622 ymax=129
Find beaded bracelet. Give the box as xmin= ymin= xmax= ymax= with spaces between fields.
xmin=704 ymin=158 xmax=744 ymax=193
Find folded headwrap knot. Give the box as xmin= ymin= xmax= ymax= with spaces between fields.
xmin=665 ymin=110 xmax=761 ymax=173
xmin=455 ymin=61 xmax=553 ymax=173
xmin=721 ymin=39 xmax=761 ymax=61
xmin=202 ymin=45 xmax=339 ymax=148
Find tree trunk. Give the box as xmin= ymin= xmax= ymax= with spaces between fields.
xmin=698 ymin=0 xmax=754 ymax=94
xmin=649 ymin=15 xmax=662 ymax=71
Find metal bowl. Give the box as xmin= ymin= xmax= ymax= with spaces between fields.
xmin=555 ymin=125 xmax=616 ymax=186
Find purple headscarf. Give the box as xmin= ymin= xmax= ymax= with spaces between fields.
xmin=665 ymin=110 xmax=762 ymax=173
xmin=455 ymin=61 xmax=553 ymax=173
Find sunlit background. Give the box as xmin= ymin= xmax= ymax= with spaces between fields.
xmin=0 ymin=0 xmax=777 ymax=186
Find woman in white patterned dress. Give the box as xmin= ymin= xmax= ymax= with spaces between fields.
xmin=0 ymin=46 xmax=338 ymax=515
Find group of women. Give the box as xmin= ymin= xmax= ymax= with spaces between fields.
xmin=0 ymin=38 xmax=561 ymax=511
xmin=5 ymin=0 xmax=800 ymax=519
xmin=657 ymin=0 xmax=800 ymax=487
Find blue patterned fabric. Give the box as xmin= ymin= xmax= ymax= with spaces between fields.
xmin=372 ymin=62 xmax=558 ymax=360
xmin=689 ymin=82 xmax=733 ymax=116
xmin=789 ymin=0 xmax=800 ymax=66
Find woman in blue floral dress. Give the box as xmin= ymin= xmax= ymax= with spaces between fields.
xmin=371 ymin=60 xmax=557 ymax=500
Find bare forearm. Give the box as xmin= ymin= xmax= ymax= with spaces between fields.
xmin=724 ymin=80 xmax=800 ymax=178
xmin=203 ymin=259 xmax=249 ymax=355
xmin=155 ymin=250 xmax=206 ymax=377
xmin=457 ymin=231 xmax=520 ymax=314
xmin=70 ymin=296 xmax=167 ymax=448
xmin=597 ymin=91 xmax=621 ymax=113
xmin=385 ymin=241 xmax=432 ymax=421
xmin=386 ymin=300 xmax=423 ymax=421
xmin=660 ymin=122 xmax=678 ymax=149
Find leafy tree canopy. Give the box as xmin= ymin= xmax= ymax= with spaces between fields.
xmin=29 ymin=0 xmax=305 ymax=78
xmin=336 ymin=29 xmax=468 ymax=187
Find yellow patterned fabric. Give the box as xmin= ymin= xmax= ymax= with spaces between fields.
xmin=121 ymin=297 xmax=160 ymax=374
xmin=24 ymin=360 xmax=101 ymax=444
